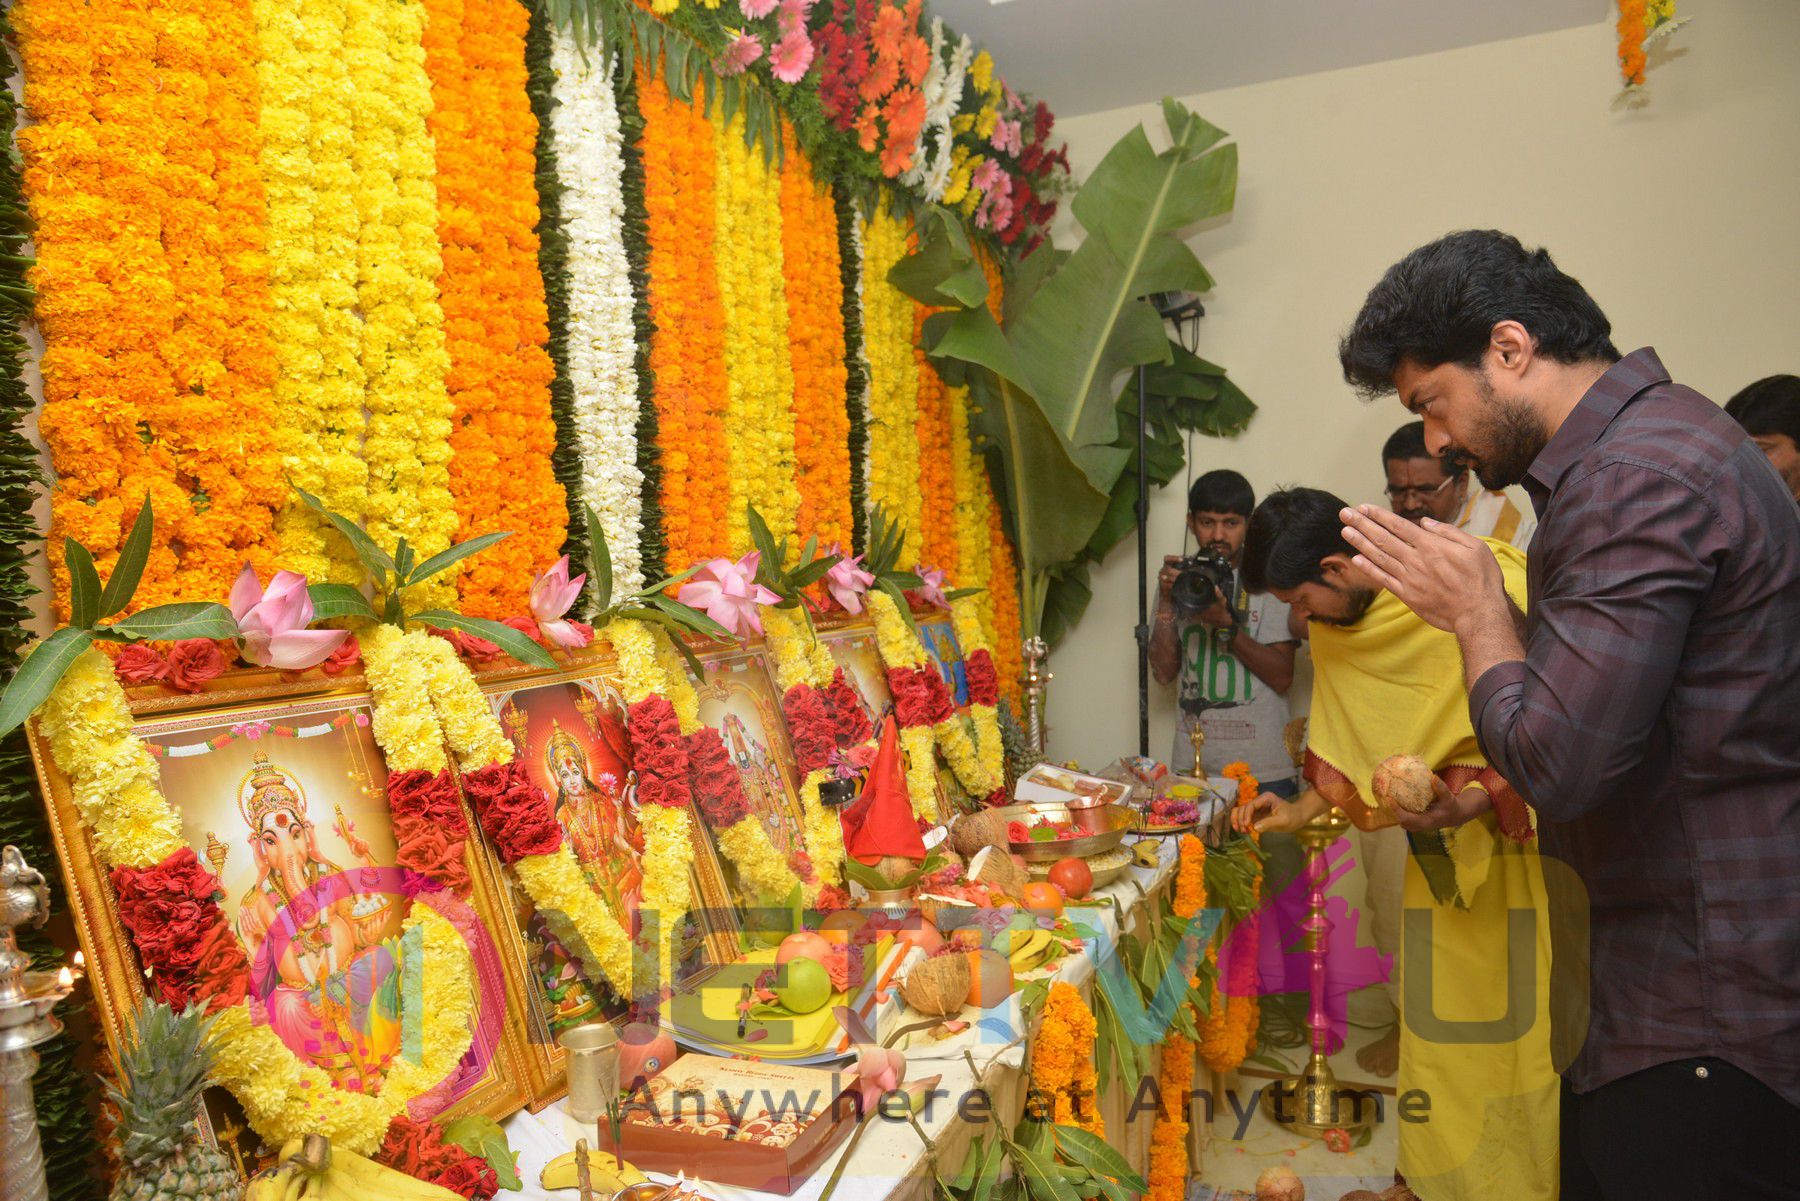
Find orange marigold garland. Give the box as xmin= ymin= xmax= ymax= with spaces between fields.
xmin=1201 ymin=765 xmax=1263 ymax=1073
xmin=18 ymin=0 xmax=285 ymax=617
xmin=1150 ymin=833 xmax=1206 ymax=1200
xmin=638 ymin=71 xmax=732 ymax=567
xmin=1028 ymin=981 xmax=1104 ymax=1137
xmin=422 ymin=0 xmax=565 ymax=618
xmin=779 ymin=127 xmax=853 ymax=549
xmin=1617 ymin=0 xmax=1648 ymax=88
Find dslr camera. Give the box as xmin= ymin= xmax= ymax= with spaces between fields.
xmin=1167 ymin=549 xmax=1245 ymax=620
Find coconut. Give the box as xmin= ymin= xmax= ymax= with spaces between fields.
xmin=1340 ymin=1193 xmax=1383 ymax=1201
xmin=967 ymin=846 xmax=1029 ymax=898
xmin=916 ymin=892 xmax=975 ymax=927
xmin=899 ymin=951 xmax=971 ymax=1016
xmin=951 ymin=810 xmax=1009 ymax=857
xmin=1254 ymin=1165 xmax=1305 ymax=1201
xmin=869 ymin=854 xmax=923 ymax=887
xmin=1372 ymin=753 xmax=1437 ymax=815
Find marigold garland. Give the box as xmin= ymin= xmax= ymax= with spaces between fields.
xmin=779 ymin=129 xmax=854 ymax=549
xmin=1149 ymin=834 xmax=1205 ymax=1197
xmin=762 ymin=607 xmax=854 ymax=896
xmin=1028 ymin=981 xmax=1104 ymax=1137
xmin=867 ymin=591 xmax=944 ymax=820
xmin=912 ymin=309 xmax=959 ymax=576
xmin=1199 ymin=778 xmax=1262 ymax=1074
xmin=859 ymin=208 xmax=923 ymax=556
xmin=19 ymin=0 xmax=285 ymax=615
xmin=638 ymin=71 xmax=732 ymax=566
xmin=1617 ymin=0 xmax=1649 ymax=87
xmin=423 ymin=0 xmax=565 ymax=617
xmin=715 ymin=109 xmax=802 ymax=551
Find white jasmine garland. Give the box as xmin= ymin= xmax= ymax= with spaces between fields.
xmin=848 ymin=216 xmax=875 ymax=516
xmin=908 ymin=22 xmax=973 ymax=203
xmin=549 ymin=26 xmax=647 ymax=597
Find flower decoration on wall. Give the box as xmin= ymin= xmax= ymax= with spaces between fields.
xmin=677 ymin=551 xmax=781 ymax=636
xmin=1617 ymin=0 xmax=1688 ymax=95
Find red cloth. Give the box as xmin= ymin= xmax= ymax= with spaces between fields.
xmin=839 ymin=716 xmax=927 ymax=865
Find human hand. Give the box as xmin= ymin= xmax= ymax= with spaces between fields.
xmin=1232 ymin=794 xmax=1303 ymax=835
xmin=1195 ymin=596 xmax=1233 ymax=630
xmin=1157 ymin=556 xmax=1182 ymax=598
xmin=1392 ymin=777 xmax=1493 ymax=833
xmin=1339 ymin=505 xmax=1506 ymax=634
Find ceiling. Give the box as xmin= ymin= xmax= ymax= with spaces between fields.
xmin=928 ymin=0 xmax=1606 ymax=118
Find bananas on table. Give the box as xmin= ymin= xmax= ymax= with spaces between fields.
xmin=244 ymin=1136 xmax=465 ymax=1201
xmin=540 ymin=1148 xmax=649 ymax=1192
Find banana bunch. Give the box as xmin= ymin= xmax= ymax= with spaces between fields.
xmin=1005 ymin=927 xmax=1058 ymax=974
xmin=540 ymin=1147 xmax=648 ymax=1192
xmin=244 ymin=1135 xmax=464 ymax=1201
xmin=1131 ymin=840 xmax=1161 ymax=869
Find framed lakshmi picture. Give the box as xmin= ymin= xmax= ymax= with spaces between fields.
xmin=29 ymin=688 xmax=533 ymax=1174
xmin=476 ymin=662 xmax=735 ymax=1105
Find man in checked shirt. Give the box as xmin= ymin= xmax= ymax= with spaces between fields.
xmin=1335 ymin=230 xmax=1800 ymax=1200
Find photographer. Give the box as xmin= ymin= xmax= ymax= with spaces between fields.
xmin=1150 ymin=470 xmax=1300 ymax=795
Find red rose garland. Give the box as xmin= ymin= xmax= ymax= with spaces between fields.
xmin=828 ymin=668 xmax=874 ymax=746
xmin=109 ymin=848 xmax=251 ymax=1015
xmin=460 ymin=761 xmax=566 ymax=864
xmin=782 ymin=684 xmax=837 ymax=776
xmin=165 ymin=638 xmax=228 ymax=693
xmin=387 ymin=768 xmax=472 ymax=896
xmin=965 ymin=648 xmax=998 ymax=707
xmin=377 ymin=1116 xmax=499 ymax=1201
xmin=889 ymin=663 xmax=953 ymax=728
xmin=685 ymin=727 xmax=751 ymax=828
xmin=625 ymin=696 xmax=692 ymax=811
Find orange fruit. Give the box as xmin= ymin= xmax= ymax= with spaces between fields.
xmin=819 ymin=909 xmax=869 ymax=946
xmin=965 ymin=949 xmax=1015 ymax=1008
xmin=1021 ymin=881 xmax=1064 ymax=918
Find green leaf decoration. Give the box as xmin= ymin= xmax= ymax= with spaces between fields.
xmin=410 ymin=610 xmax=557 ymax=669
xmin=634 ymin=562 xmax=704 ymax=597
xmin=291 ymin=483 xmax=396 ymax=585
xmin=107 ymin=602 xmax=238 ymax=642
xmin=583 ymin=503 xmax=614 ymax=613
xmin=641 ymin=595 xmax=732 ymax=643
xmin=0 ymin=628 xmax=94 ymax=738
xmin=1011 ymin=1145 xmax=1080 ymax=1201
xmin=306 ymin=584 xmax=378 ymax=622
xmin=392 ymin=537 xmax=416 ymax=585
xmin=97 ymin=495 xmax=153 ymax=619
xmin=440 ymin=1114 xmax=522 ymax=1193
xmin=875 ymin=578 xmax=922 ymax=643
xmin=1051 ymin=1125 xmax=1146 ymax=1194
xmin=63 ymin=538 xmax=100 ymax=630
xmin=408 ymin=530 xmax=512 ymax=589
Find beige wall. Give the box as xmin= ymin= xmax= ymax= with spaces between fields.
xmin=1041 ymin=0 xmax=1800 ymax=769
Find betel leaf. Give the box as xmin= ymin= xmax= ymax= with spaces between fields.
xmin=64 ymin=538 xmax=101 ymax=630
xmin=407 ymin=530 xmax=512 ymax=589
xmin=291 ymin=483 xmax=396 ymax=585
xmin=410 ymin=610 xmax=557 ymax=669
xmin=97 ymin=495 xmax=154 ymax=619
xmin=306 ymin=584 xmax=378 ymax=622
xmin=108 ymin=602 xmax=239 ymax=642
xmin=583 ymin=503 xmax=613 ymax=613
xmin=0 ymin=628 xmax=95 ymax=738
xmin=440 ymin=1114 xmax=522 ymax=1193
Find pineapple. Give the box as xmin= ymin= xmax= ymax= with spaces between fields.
xmin=106 ymin=1001 xmax=239 ymax=1201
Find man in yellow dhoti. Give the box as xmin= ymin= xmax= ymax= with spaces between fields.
xmin=1232 ymin=487 xmax=1556 ymax=1201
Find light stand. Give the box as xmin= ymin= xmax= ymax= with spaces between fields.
xmin=1134 ymin=293 xmax=1205 ymax=759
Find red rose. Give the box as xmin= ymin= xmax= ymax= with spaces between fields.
xmin=113 ymin=644 xmax=169 ymax=686
xmin=781 ymin=685 xmax=836 ymax=776
xmin=889 ymin=666 xmax=949 ymax=728
xmin=110 ymin=849 xmax=248 ymax=1013
xmin=388 ymin=769 xmax=469 ymax=836
xmin=378 ymin=1118 xmax=498 ymax=1200
xmin=165 ymin=639 xmax=228 ymax=692
xmin=320 ymin=635 xmax=362 ymax=676
xmin=396 ymin=824 xmax=471 ymax=897
xmin=500 ymin=616 xmax=542 ymax=644
xmin=462 ymin=761 xmax=563 ymax=864
xmin=965 ymin=650 xmax=999 ymax=708
xmin=828 ymin=669 xmax=873 ymax=746
xmin=626 ymin=697 xmax=692 ymax=810
xmin=685 ymin=728 xmax=750 ymax=828
xmin=184 ymin=923 xmax=252 ymax=1012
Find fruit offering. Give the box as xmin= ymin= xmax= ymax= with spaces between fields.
xmin=1020 ymin=881 xmax=1064 ymax=919
xmin=1047 ymin=857 xmax=1093 ymax=899
xmin=776 ymin=957 xmax=833 ymax=1015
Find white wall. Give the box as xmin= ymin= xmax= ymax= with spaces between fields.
xmin=1043 ymin=0 xmax=1800 ymax=768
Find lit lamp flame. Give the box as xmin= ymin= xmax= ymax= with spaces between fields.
xmin=72 ymin=950 xmax=84 ymax=969
xmin=56 ymin=966 xmax=73 ymax=990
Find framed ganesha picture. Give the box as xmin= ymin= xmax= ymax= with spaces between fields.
xmin=29 ymin=688 xmax=533 ymax=1173
xmin=475 ymin=662 xmax=733 ymax=1105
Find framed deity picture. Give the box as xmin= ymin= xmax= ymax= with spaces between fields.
xmin=476 ymin=659 xmax=736 ymax=1106
xmin=916 ymin=612 xmax=969 ymax=706
xmin=817 ymin=616 xmax=962 ymax=812
xmin=29 ymin=688 xmax=534 ymax=1173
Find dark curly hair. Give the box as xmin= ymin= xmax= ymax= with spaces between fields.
xmin=1725 ymin=375 xmax=1800 ymax=444
xmin=1240 ymin=487 xmax=1354 ymax=594
xmin=1339 ymin=230 xmax=1620 ymax=399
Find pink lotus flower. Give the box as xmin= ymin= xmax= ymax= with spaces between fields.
xmin=529 ymin=556 xmax=594 ymax=650
xmin=913 ymin=565 xmax=950 ymax=609
xmin=824 ymin=546 xmax=875 ymax=613
xmin=769 ymin=29 xmax=814 ymax=82
xmin=677 ymin=552 xmax=780 ymax=636
xmin=852 ymin=1044 xmax=907 ymax=1115
xmin=715 ymin=31 xmax=764 ymax=76
xmin=228 ymin=565 xmax=350 ymax=671
xmin=740 ymin=0 xmax=778 ymax=16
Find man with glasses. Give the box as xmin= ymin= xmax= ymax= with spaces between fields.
xmin=1383 ymin=420 xmax=1535 ymax=549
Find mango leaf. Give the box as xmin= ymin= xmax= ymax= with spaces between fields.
xmin=441 ymin=1114 xmax=521 ymax=1193
xmin=408 ymin=531 xmax=512 ymax=589
xmin=108 ymin=602 xmax=238 ymax=642
xmin=64 ymin=538 xmax=101 ymax=630
xmin=410 ymin=610 xmax=556 ymax=669
xmin=641 ymin=596 xmax=732 ymax=643
xmin=392 ymin=538 xmax=415 ymax=584
xmin=306 ymin=584 xmax=378 ymax=622
xmin=970 ymin=1135 xmax=1003 ymax=1201
xmin=291 ymin=484 xmax=395 ymax=585
xmin=1052 ymin=1125 xmax=1146 ymax=1194
xmin=1012 ymin=1145 xmax=1079 ymax=1201
xmin=0 ymin=628 xmax=95 ymax=738
xmin=875 ymin=578 xmax=922 ymax=643
xmin=583 ymin=503 xmax=614 ymax=612
xmin=622 ymin=609 xmax=708 ymax=681
xmin=97 ymin=495 xmax=154 ymax=619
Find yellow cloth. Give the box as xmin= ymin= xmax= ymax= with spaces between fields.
xmin=1305 ymin=541 xmax=1558 ymax=1200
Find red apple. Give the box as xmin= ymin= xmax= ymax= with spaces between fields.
xmin=1047 ymin=857 xmax=1093 ymax=900
xmin=777 ymin=930 xmax=833 ymax=966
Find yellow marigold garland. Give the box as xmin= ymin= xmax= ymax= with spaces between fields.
xmin=868 ymin=590 xmax=943 ymax=821
xmin=1029 ymin=981 xmax=1104 ymax=1137
xmin=422 ymin=0 xmax=565 ymax=617
xmin=859 ymin=209 xmax=922 ymax=556
xmin=714 ymin=110 xmax=802 ymax=551
xmin=639 ymin=72 xmax=732 ymax=566
xmin=946 ymin=596 xmax=1005 ymax=794
xmin=34 ymin=643 xmax=473 ymax=1154
xmin=362 ymin=625 xmax=451 ymax=775
xmin=256 ymin=0 xmax=371 ymax=585
xmin=779 ymin=128 xmax=853 ymax=549
xmin=345 ymin=0 xmax=457 ymax=607
xmin=761 ymin=607 xmax=852 ymax=897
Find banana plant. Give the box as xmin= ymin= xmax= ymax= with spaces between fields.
xmin=578 ymin=502 xmax=734 ymax=680
xmin=889 ymin=99 xmax=1252 ymax=647
xmin=291 ymin=486 xmax=558 ymax=669
xmin=0 ymin=496 xmax=240 ymax=736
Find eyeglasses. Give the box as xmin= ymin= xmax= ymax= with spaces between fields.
xmin=1383 ymin=476 xmax=1459 ymax=504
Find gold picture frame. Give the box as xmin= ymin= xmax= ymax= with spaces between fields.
xmin=26 ymin=679 xmax=535 ymax=1171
